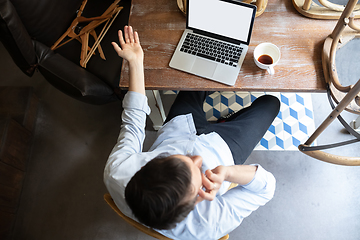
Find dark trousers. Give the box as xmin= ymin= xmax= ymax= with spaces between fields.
xmin=165 ymin=91 xmax=280 ymax=165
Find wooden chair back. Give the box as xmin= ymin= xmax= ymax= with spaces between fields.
xmin=293 ymin=0 xmax=360 ymax=19
xmin=298 ymin=0 xmax=360 ymax=166
xmin=104 ymin=193 xmax=231 ymax=240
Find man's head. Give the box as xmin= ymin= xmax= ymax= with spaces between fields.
xmin=125 ymin=154 xmax=203 ymax=230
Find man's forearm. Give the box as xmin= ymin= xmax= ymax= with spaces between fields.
xmin=225 ymin=165 xmax=258 ymax=186
xmin=112 ymin=26 xmax=145 ymax=95
xmin=128 ymin=61 xmax=145 ymax=95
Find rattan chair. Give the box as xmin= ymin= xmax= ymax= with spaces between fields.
xmin=298 ymin=0 xmax=360 ymax=165
xmin=293 ymin=0 xmax=360 ymax=19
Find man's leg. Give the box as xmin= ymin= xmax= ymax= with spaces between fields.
xmin=200 ymin=95 xmax=280 ymax=165
xmin=165 ymin=91 xmax=211 ymax=133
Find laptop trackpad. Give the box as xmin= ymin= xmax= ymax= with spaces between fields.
xmin=191 ymin=58 xmax=217 ymax=78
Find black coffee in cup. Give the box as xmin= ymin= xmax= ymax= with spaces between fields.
xmin=258 ymin=55 xmax=273 ymax=65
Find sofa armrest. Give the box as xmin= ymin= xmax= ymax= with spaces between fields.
xmin=34 ymin=41 xmax=117 ymax=104
xmin=0 ymin=0 xmax=37 ymax=76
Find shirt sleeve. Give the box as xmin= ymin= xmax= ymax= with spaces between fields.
xmin=104 ymin=91 xmax=150 ymax=171
xmin=103 ymin=91 xmax=155 ymax=218
xmin=159 ymin=164 xmax=276 ymax=240
xmin=209 ymin=164 xmax=276 ymax=239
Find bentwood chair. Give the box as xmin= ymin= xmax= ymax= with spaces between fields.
xmin=104 ymin=193 xmax=231 ymax=240
xmin=292 ymin=0 xmax=360 ymax=19
xmin=298 ymin=0 xmax=360 ymax=165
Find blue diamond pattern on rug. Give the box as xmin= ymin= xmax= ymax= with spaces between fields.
xmin=203 ymin=92 xmax=316 ymax=150
xmin=163 ymin=91 xmax=316 ymax=150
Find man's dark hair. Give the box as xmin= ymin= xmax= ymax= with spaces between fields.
xmin=125 ymin=155 xmax=196 ymax=230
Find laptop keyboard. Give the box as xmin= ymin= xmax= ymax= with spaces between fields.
xmin=180 ymin=33 xmax=243 ymax=67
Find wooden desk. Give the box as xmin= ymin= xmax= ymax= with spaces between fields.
xmin=119 ymin=0 xmax=338 ymax=129
xmin=119 ymin=0 xmax=340 ymax=92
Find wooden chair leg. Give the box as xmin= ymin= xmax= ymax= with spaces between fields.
xmin=299 ymin=79 xmax=360 ymax=166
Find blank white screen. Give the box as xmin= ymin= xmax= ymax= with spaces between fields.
xmin=188 ymin=0 xmax=254 ymax=42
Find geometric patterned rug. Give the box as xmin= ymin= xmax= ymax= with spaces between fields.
xmin=164 ymin=91 xmax=316 ymax=151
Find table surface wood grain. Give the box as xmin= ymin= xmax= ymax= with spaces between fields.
xmin=119 ymin=0 xmax=338 ymax=92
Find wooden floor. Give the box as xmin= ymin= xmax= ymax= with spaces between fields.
xmin=119 ymin=0 xmax=342 ymax=92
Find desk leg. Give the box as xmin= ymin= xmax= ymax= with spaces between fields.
xmin=146 ymin=90 xmax=166 ymax=130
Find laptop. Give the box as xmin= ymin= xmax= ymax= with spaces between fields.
xmin=169 ymin=0 xmax=256 ymax=86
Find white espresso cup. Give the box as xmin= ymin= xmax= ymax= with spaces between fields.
xmin=253 ymin=43 xmax=280 ymax=75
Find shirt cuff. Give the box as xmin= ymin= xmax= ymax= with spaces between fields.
xmin=242 ymin=164 xmax=276 ymax=193
xmin=122 ymin=91 xmax=151 ymax=115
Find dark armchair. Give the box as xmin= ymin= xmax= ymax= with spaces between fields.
xmin=0 ymin=0 xmax=131 ymax=104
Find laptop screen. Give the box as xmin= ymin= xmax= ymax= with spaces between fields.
xmin=187 ymin=0 xmax=256 ymax=45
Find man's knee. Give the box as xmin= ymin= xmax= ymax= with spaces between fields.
xmin=267 ymin=95 xmax=280 ymax=110
xmin=255 ymin=95 xmax=280 ymax=109
xmin=255 ymin=95 xmax=280 ymax=113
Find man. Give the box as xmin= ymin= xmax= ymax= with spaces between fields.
xmin=104 ymin=26 xmax=280 ymax=240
